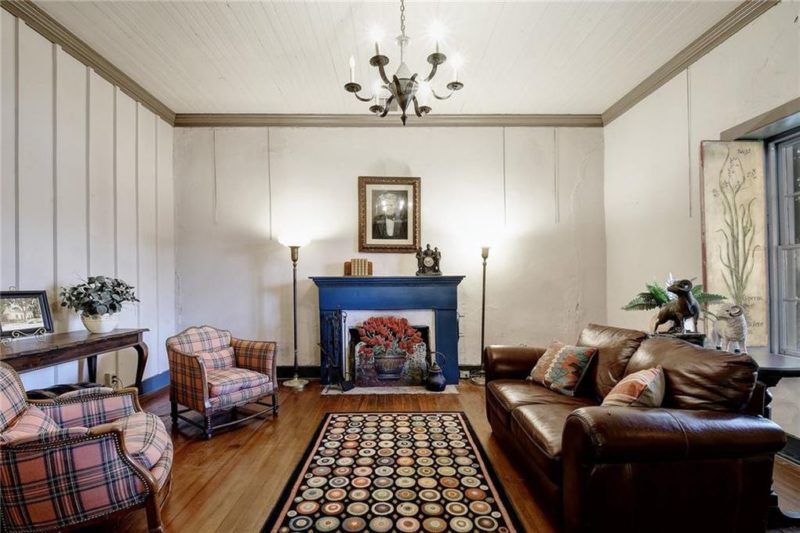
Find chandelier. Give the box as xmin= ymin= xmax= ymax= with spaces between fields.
xmin=343 ymin=0 xmax=464 ymax=125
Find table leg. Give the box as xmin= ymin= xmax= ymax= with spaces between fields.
xmin=87 ymin=355 xmax=97 ymax=383
xmin=134 ymin=341 xmax=149 ymax=392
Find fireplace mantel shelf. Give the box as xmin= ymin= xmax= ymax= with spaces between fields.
xmin=310 ymin=276 xmax=465 ymax=286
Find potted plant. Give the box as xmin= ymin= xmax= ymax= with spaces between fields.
xmin=60 ymin=276 xmax=139 ymax=334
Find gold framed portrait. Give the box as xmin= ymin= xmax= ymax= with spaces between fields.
xmin=358 ymin=176 xmax=421 ymax=253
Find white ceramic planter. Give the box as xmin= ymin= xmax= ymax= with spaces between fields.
xmin=81 ymin=313 xmax=120 ymax=334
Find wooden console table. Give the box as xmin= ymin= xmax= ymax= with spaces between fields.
xmin=0 ymin=329 xmax=149 ymax=392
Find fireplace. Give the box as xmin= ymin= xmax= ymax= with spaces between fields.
xmin=311 ymin=276 xmax=465 ymax=385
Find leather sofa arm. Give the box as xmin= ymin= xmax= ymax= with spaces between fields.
xmin=561 ymin=406 xmax=785 ymax=533
xmin=563 ymin=406 xmax=786 ymax=463
xmin=484 ymin=345 xmax=546 ymax=383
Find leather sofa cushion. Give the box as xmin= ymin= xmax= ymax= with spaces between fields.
xmin=488 ymin=380 xmax=596 ymax=414
xmin=625 ymin=336 xmax=757 ymax=412
xmin=511 ymin=403 xmax=578 ymax=483
xmin=577 ymin=324 xmax=649 ymax=399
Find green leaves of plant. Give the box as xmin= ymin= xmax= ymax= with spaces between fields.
xmin=59 ymin=276 xmax=140 ymax=317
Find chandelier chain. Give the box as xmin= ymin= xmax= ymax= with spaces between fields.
xmin=400 ymin=0 xmax=406 ymax=38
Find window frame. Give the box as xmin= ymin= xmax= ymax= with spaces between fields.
xmin=768 ymin=128 xmax=800 ymax=356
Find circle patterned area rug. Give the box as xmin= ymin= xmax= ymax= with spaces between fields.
xmin=262 ymin=412 xmax=521 ymax=533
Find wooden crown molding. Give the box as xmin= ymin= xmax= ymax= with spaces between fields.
xmin=173 ymin=113 xmax=603 ymax=128
xmin=720 ymin=96 xmax=800 ymax=140
xmin=1 ymin=0 xmax=176 ymax=125
xmin=2 ymin=0 xmax=779 ymax=130
xmin=602 ymin=0 xmax=780 ymax=126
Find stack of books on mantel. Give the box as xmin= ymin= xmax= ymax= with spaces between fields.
xmin=344 ymin=258 xmax=372 ymax=276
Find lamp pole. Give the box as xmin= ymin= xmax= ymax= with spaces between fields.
xmin=283 ymin=245 xmax=309 ymax=389
xmin=471 ymin=246 xmax=490 ymax=386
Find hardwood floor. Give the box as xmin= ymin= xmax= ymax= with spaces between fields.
xmin=106 ymin=381 xmax=800 ymax=533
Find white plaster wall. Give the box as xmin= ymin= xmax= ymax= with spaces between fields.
xmin=174 ymin=126 xmax=606 ymax=368
xmin=0 ymin=12 xmax=176 ymax=389
xmin=604 ymin=2 xmax=800 ymax=433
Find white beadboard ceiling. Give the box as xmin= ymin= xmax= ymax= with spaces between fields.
xmin=37 ymin=1 xmax=739 ymax=115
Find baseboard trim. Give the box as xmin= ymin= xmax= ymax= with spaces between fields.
xmin=779 ymin=433 xmax=800 ymax=465
xmin=277 ymin=366 xmax=322 ymax=380
xmin=139 ymin=370 xmax=170 ymax=396
xmin=137 ymin=365 xmax=484 ymax=391
xmin=277 ymin=365 xmax=483 ymax=381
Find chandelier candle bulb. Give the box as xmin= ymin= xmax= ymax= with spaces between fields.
xmin=349 ymin=56 xmax=355 ymax=82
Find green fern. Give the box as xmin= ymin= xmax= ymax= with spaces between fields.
xmin=691 ymin=284 xmax=726 ymax=305
xmin=622 ymin=278 xmax=726 ymax=312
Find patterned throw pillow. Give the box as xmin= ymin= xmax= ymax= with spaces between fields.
xmin=602 ymin=366 xmax=665 ymax=407
xmin=196 ymin=346 xmax=236 ymax=369
xmin=528 ymin=341 xmax=598 ymax=396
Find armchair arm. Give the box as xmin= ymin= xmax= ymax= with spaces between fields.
xmin=29 ymin=387 xmax=141 ymax=429
xmin=231 ymin=337 xmax=277 ymax=385
xmin=485 ymin=345 xmax=546 ymax=383
xmin=167 ymin=346 xmax=209 ymax=412
xmin=0 ymin=427 xmax=157 ymax=531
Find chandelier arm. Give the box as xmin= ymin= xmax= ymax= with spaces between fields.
xmin=380 ymin=95 xmax=395 ymax=117
xmin=353 ymin=92 xmax=373 ymax=103
xmin=376 ymin=64 xmax=392 ymax=85
xmin=432 ymin=88 xmax=454 ymax=101
xmin=424 ymin=64 xmax=439 ymax=83
xmin=413 ymin=96 xmax=423 ymax=118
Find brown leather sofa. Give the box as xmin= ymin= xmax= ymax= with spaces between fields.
xmin=486 ymin=324 xmax=786 ymax=533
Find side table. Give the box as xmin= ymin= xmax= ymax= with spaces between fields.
xmin=747 ymin=347 xmax=800 ymax=528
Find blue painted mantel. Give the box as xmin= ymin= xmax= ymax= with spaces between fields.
xmin=311 ymin=276 xmax=466 ymax=385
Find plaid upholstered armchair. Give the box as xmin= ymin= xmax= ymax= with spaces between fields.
xmin=166 ymin=326 xmax=277 ymax=439
xmin=0 ymin=362 xmax=172 ymax=533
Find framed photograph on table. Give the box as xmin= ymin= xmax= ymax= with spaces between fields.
xmin=359 ymin=176 xmax=421 ymax=253
xmin=0 ymin=291 xmax=54 ymax=337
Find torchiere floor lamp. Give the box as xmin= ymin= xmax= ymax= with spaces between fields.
xmin=471 ymin=246 xmax=490 ymax=386
xmin=280 ymin=238 xmax=309 ymax=390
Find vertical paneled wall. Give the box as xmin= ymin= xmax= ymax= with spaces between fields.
xmin=0 ymin=12 xmax=175 ymax=390
xmin=174 ymin=126 xmax=606 ymax=368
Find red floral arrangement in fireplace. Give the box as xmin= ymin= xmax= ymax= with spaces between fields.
xmin=357 ymin=316 xmax=424 ymax=358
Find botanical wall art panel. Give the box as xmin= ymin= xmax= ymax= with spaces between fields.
xmin=701 ymin=141 xmax=768 ymax=346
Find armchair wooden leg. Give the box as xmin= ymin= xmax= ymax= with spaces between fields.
xmin=145 ymin=492 xmax=165 ymax=533
xmin=204 ymin=416 xmax=213 ymax=439
xmin=170 ymin=400 xmax=178 ymax=428
xmin=272 ymin=393 xmax=279 ymax=415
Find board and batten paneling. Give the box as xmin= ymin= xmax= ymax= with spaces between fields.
xmin=115 ymin=88 xmax=140 ymax=385
xmin=174 ymin=126 xmax=607 ymax=368
xmin=54 ymin=47 xmax=89 ymax=383
xmin=0 ymin=13 xmax=176 ymax=391
xmin=1 ymin=11 xmax=17 ymax=293
xmin=16 ymin=20 xmax=55 ymax=389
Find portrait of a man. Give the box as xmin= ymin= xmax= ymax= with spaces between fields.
xmin=371 ymin=191 xmax=408 ymax=240
xmin=359 ymin=176 xmax=420 ymax=253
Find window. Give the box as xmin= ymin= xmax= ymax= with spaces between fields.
xmin=771 ymin=131 xmax=800 ymax=355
